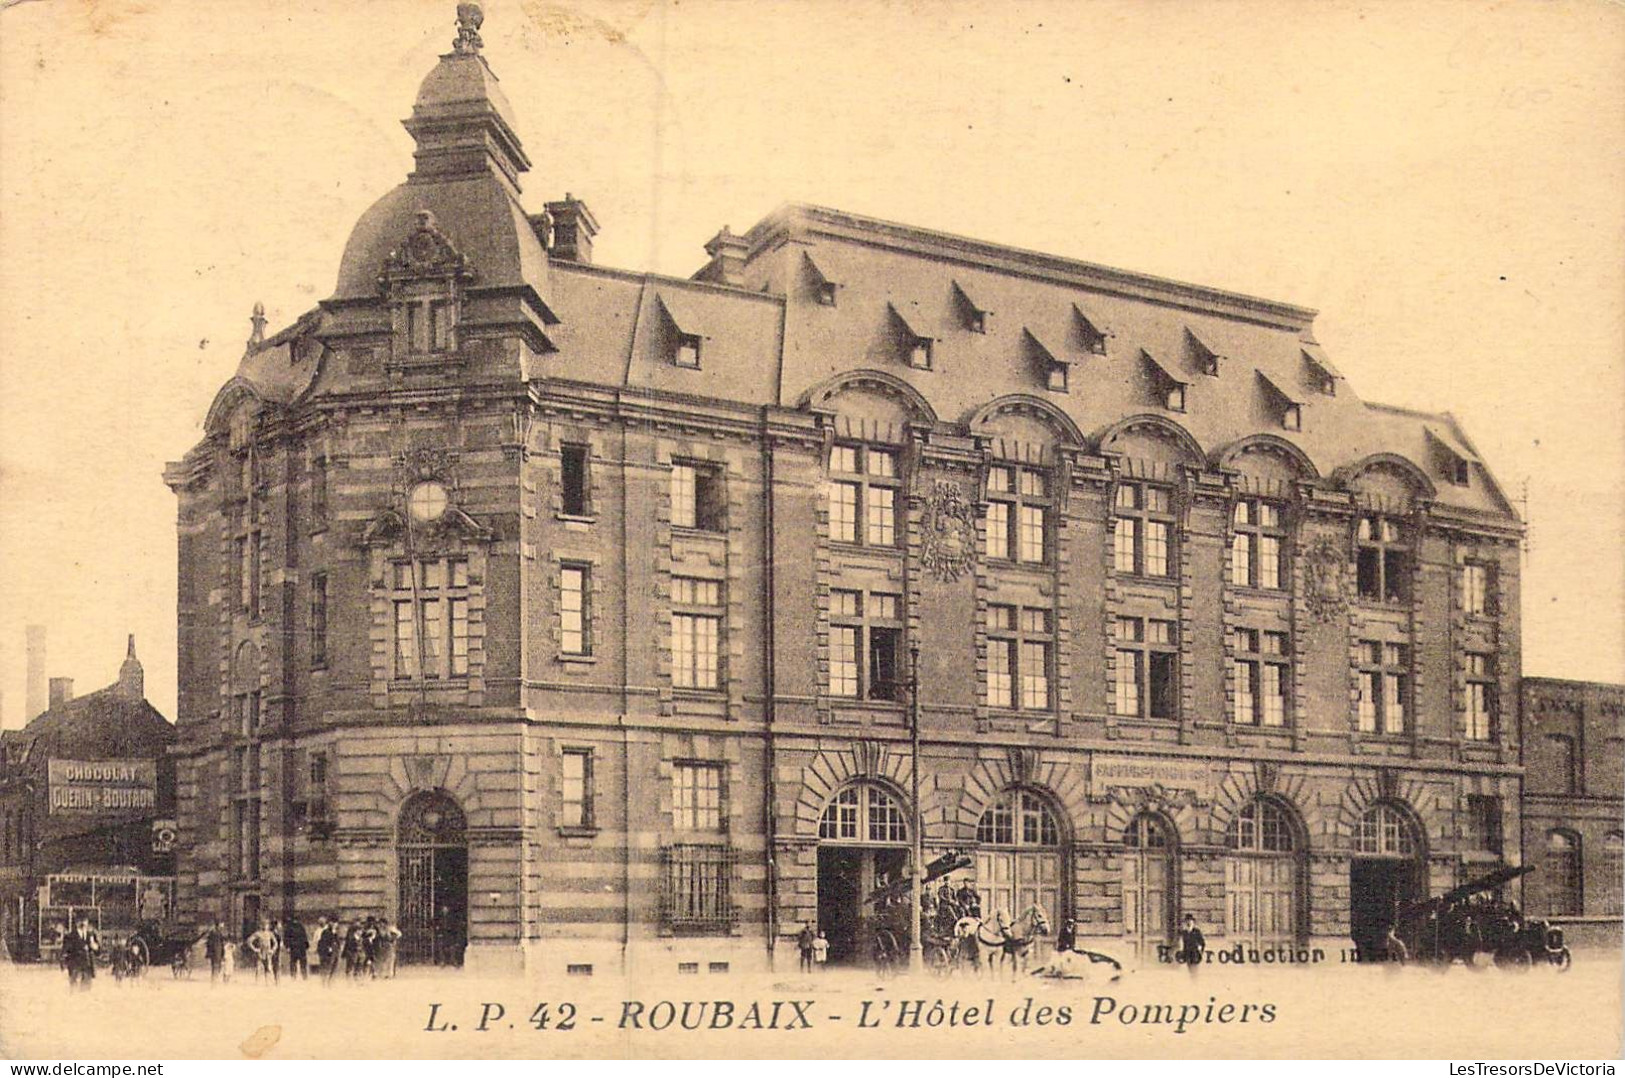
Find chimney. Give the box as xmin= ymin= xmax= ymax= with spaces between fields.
xmin=693 ymin=227 xmax=750 ymax=288
xmin=48 ymin=678 xmax=74 ymax=711
xmin=25 ymin=625 xmax=46 ymax=721
xmin=118 ymin=634 xmax=145 ymax=701
xmin=544 ymin=194 xmax=599 ymax=264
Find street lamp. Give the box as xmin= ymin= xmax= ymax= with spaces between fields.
xmin=908 ymin=638 xmax=924 ymax=975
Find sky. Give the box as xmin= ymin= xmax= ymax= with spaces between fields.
xmin=0 ymin=0 xmax=1621 ymax=726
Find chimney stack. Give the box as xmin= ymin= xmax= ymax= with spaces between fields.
xmin=693 ymin=226 xmax=750 ymax=288
xmin=118 ymin=634 xmax=145 ymax=700
xmin=48 ymin=677 xmax=73 ymax=711
xmin=25 ymin=625 xmax=47 ymax=721
xmin=544 ymin=194 xmax=599 ymax=264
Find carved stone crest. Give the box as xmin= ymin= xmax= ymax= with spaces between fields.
xmin=379 ymin=210 xmax=474 ymax=286
xmin=920 ymin=480 xmax=978 ymax=582
xmin=1302 ymin=535 xmax=1349 ymax=623
xmin=397 ymin=444 xmax=458 ymax=484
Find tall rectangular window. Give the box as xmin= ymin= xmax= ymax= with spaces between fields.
xmin=1233 ymin=629 xmax=1290 ymax=726
xmin=828 ymin=445 xmax=899 ymax=548
xmin=985 ymin=605 xmax=1052 ymax=711
xmin=1231 ymin=499 xmax=1285 ymax=590
xmin=1461 ymin=563 xmax=1491 ymax=616
xmin=310 ymin=456 xmax=328 ymax=528
xmin=1465 ymin=653 xmax=1495 ymax=741
xmin=1546 ymin=734 xmax=1577 ymax=795
xmin=671 ymin=462 xmax=727 ymax=532
xmin=828 ymin=588 xmax=902 ymax=701
xmin=1356 ymin=515 xmax=1410 ymax=603
xmin=560 ymin=444 xmax=590 ymax=517
xmin=673 ymin=762 xmax=725 ymax=832
xmin=984 ymin=465 xmax=1050 ymax=564
xmin=1466 ymin=794 xmax=1503 ymax=854
xmin=1114 ymin=616 xmax=1177 ymax=719
xmin=671 ymin=576 xmax=723 ymax=690
xmin=560 ymin=564 xmax=590 ymax=656
xmin=1114 ymin=483 xmax=1175 ymax=578
xmin=561 ymin=749 xmax=593 ymax=829
xmin=392 ymin=557 xmax=470 ymax=679
xmin=309 ymin=572 xmax=328 ymax=668
xmin=1357 ymin=641 xmax=1408 ymax=734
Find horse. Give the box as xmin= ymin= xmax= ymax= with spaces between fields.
xmin=974 ymin=904 xmax=1051 ymax=979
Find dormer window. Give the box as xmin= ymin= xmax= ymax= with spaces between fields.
xmin=1257 ymin=370 xmax=1305 ymax=432
xmin=407 ymin=299 xmax=454 ymax=355
xmin=657 ymin=294 xmax=707 ymax=369
xmin=1301 ymin=345 xmax=1342 ymax=397
xmin=1023 ymin=328 xmax=1071 ymax=394
xmin=889 ymin=303 xmax=935 ymax=370
xmin=1143 ymin=350 xmax=1187 ymax=413
xmin=675 ymin=333 xmax=702 ymax=369
xmin=804 ymin=252 xmax=840 ymax=307
xmin=1425 ymin=426 xmax=1477 ymax=487
xmin=1073 ymin=304 xmax=1113 ymax=356
xmin=952 ymin=280 xmax=991 ymax=333
xmin=379 ymin=210 xmax=473 ymax=371
xmin=1187 ymin=329 xmax=1224 ymax=376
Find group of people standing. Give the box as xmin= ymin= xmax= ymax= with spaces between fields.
xmin=199 ymin=915 xmax=402 ymax=986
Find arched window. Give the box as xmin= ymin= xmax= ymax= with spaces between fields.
xmin=1229 ymin=800 xmax=1295 ymax=852
xmin=398 ymin=791 xmax=466 ymax=846
xmin=977 ymin=791 xmax=1060 ymax=847
xmin=1604 ymin=833 xmax=1623 ymax=917
xmin=1124 ymin=812 xmax=1171 ymax=849
xmin=1354 ymin=802 xmax=1417 ymax=857
xmin=818 ymin=784 xmax=907 ymax=844
xmin=1544 ymin=829 xmax=1581 ymax=917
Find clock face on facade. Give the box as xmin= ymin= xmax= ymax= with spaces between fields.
xmin=408 ymin=481 xmax=450 ymax=523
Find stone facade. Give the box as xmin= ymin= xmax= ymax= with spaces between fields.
xmin=165 ymin=8 xmax=1531 ymax=975
xmin=1519 ymin=677 xmax=1623 ymax=948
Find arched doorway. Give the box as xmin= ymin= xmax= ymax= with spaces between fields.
xmin=397 ymin=791 xmax=467 ymax=966
xmin=974 ymin=790 xmax=1064 ymax=955
xmin=816 ymin=782 xmax=910 ymax=965
xmin=1122 ymin=812 xmax=1175 ymax=958
xmin=1226 ymin=799 xmax=1303 ymax=947
xmin=1349 ymin=801 xmax=1424 ymax=954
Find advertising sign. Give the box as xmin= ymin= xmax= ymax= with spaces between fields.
xmin=46 ymin=759 xmax=157 ymax=815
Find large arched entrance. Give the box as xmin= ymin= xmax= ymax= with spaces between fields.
xmin=1349 ymin=801 xmax=1424 ymax=954
xmin=397 ymin=791 xmax=467 ymax=966
xmin=1226 ymin=799 xmax=1304 ymax=947
xmin=974 ymin=790 xmax=1065 ymax=951
xmin=816 ymin=782 xmax=910 ymax=965
xmin=1122 ymin=811 xmax=1175 ymax=958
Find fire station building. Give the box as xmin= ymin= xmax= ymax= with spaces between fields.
xmin=165 ymin=6 xmax=1527 ymax=974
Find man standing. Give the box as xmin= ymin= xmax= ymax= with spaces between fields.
xmin=60 ymin=917 xmax=99 ymax=990
xmin=1176 ymin=913 xmax=1206 ymax=975
xmin=284 ymin=915 xmax=310 ymax=979
xmin=247 ymin=919 xmax=280 ymax=984
xmin=316 ymin=918 xmax=341 ymax=986
xmin=201 ymin=922 xmax=227 ymax=983
xmin=796 ymin=924 xmax=815 ymax=973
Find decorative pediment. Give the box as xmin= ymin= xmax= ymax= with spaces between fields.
xmin=360 ymin=508 xmax=407 ymax=547
xmin=379 ymin=210 xmax=476 ymax=288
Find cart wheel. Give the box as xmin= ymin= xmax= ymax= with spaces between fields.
xmin=1550 ymin=947 xmax=1572 ymax=972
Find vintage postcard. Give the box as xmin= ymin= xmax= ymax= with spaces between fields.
xmin=0 ymin=0 xmax=1620 ymax=1062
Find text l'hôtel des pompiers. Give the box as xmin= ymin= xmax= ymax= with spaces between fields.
xmin=424 ymin=995 xmax=1278 ymax=1038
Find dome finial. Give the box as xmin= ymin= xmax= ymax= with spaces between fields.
xmin=248 ymin=301 xmax=267 ymax=349
xmin=453 ymin=3 xmax=484 ymax=54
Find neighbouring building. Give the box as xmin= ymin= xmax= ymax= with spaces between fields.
xmin=1520 ymin=677 xmax=1622 ymax=947
xmin=0 ymin=637 xmax=177 ymax=959
xmin=165 ymin=5 xmax=1529 ymax=975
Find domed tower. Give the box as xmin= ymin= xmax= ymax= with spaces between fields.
xmin=165 ymin=4 xmax=570 ymax=974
